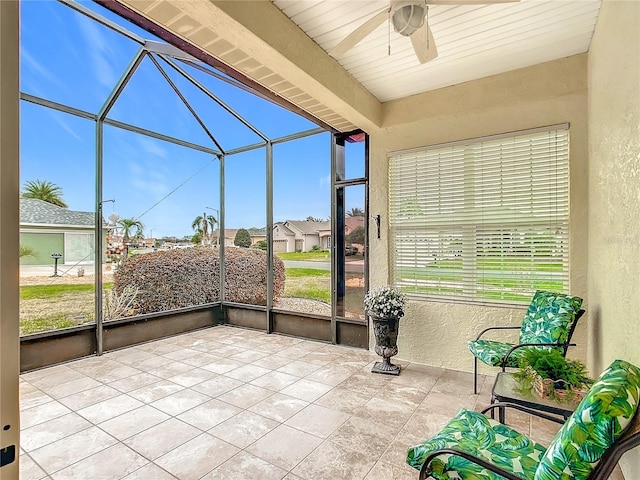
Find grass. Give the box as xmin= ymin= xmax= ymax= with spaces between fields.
xmin=285 ymin=268 xmax=330 ymax=278
xmin=277 ymin=251 xmax=330 ymax=261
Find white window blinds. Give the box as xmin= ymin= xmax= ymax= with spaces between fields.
xmin=389 ymin=126 xmax=570 ymax=306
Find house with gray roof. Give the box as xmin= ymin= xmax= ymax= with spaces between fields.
xmin=20 ymin=198 xmax=107 ymax=266
xmin=273 ymin=220 xmax=331 ymax=252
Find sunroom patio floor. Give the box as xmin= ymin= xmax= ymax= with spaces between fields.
xmin=18 ymin=325 xmax=623 ymax=479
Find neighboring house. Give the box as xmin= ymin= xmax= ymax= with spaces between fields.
xmin=19 ymin=198 xmax=107 ymax=266
xmin=211 ymin=227 xmax=267 ymax=246
xmin=345 ymin=215 xmax=365 ymax=252
xmin=273 ymin=220 xmax=331 ymax=252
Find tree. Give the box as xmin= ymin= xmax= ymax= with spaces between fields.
xmin=21 ymin=179 xmax=68 ymax=208
xmin=347 ymin=226 xmax=365 ymax=245
xmin=192 ymin=213 xmax=217 ymax=246
xmin=305 ymin=216 xmax=324 ymax=222
xmin=346 ymin=207 xmax=364 ymax=217
xmin=234 ymin=228 xmax=252 ymax=248
xmin=117 ymin=218 xmax=144 ymax=244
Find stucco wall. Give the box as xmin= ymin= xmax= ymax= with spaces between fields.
xmin=20 ymin=232 xmax=64 ymax=265
xmin=588 ymin=0 xmax=640 ymax=477
xmin=369 ymin=55 xmax=589 ymax=374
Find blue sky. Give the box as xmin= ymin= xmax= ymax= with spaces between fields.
xmin=20 ymin=0 xmax=365 ymax=239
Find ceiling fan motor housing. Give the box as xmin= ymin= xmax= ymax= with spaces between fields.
xmin=391 ymin=1 xmax=427 ymax=36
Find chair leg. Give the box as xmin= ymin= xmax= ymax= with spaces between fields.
xmin=474 ymin=357 xmax=478 ymax=394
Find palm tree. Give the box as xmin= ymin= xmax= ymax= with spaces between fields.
xmin=346 ymin=207 xmax=364 ymax=217
xmin=191 ymin=213 xmax=217 ymax=246
xmin=117 ymin=218 xmax=144 ymax=244
xmin=21 ymin=179 xmax=68 ymax=208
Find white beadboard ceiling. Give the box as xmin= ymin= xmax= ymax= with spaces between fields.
xmin=272 ymin=0 xmax=602 ymax=102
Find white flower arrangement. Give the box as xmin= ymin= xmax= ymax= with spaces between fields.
xmin=364 ymin=285 xmax=406 ymax=319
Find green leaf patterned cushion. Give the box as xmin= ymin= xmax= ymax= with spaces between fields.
xmin=468 ymin=339 xmax=527 ymax=367
xmin=519 ymin=291 xmax=582 ymax=345
xmin=407 ymin=408 xmax=547 ymax=480
xmin=535 ymin=359 xmax=640 ymax=480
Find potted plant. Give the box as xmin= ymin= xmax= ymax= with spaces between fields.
xmin=364 ymin=285 xmax=406 ymax=375
xmin=514 ymin=349 xmax=593 ymax=402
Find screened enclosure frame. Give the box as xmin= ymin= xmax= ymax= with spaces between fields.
xmin=19 ymin=0 xmax=369 ymax=361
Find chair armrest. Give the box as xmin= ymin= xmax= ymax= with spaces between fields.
xmin=475 ymin=325 xmax=520 ymax=341
xmin=480 ymin=402 xmax=565 ymax=425
xmin=500 ymin=342 xmax=576 ymax=371
xmin=419 ymin=447 xmax=528 ymax=480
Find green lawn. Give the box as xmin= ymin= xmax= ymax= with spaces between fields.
xmin=277 ymin=251 xmax=330 ymax=261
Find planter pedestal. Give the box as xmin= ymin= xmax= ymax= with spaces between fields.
xmin=371 ymin=316 xmax=401 ymax=375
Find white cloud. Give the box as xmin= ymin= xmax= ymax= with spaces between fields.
xmin=75 ymin=16 xmax=117 ymax=88
xmin=49 ymin=111 xmax=82 ymax=141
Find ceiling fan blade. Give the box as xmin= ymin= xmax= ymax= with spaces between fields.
xmin=329 ymin=8 xmax=389 ymax=58
xmin=427 ymin=0 xmax=519 ymax=4
xmin=411 ymin=22 xmax=438 ymax=64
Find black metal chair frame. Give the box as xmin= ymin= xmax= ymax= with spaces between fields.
xmin=472 ymin=309 xmax=586 ymax=394
xmin=418 ymin=400 xmax=640 ymax=480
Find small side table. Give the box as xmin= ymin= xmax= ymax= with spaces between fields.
xmin=491 ymin=372 xmax=579 ymax=424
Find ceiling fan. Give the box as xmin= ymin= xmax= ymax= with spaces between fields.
xmin=328 ymin=0 xmax=519 ymax=64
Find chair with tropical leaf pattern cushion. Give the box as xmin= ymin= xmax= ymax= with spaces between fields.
xmin=406 ymin=359 xmax=640 ymax=480
xmin=468 ymin=290 xmax=584 ymax=393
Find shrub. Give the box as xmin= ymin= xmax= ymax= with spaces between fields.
xmin=234 ymin=228 xmax=252 ymax=248
xmin=310 ymin=244 xmax=321 ymax=251
xmin=114 ymin=247 xmax=285 ymax=314
xmin=251 ymin=240 xmax=267 ymax=250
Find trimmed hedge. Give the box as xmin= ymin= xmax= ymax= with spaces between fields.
xmin=114 ymin=247 xmax=285 ymax=314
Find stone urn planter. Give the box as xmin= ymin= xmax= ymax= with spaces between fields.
xmin=371 ymin=315 xmax=401 ymax=375
xmin=364 ymin=285 xmax=406 ymax=376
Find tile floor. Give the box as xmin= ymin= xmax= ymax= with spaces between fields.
xmin=19 ymin=325 xmax=625 ymax=479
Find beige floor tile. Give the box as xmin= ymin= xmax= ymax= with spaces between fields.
xmin=330 ymin=416 xmax=399 ymax=458
xmin=246 ymin=424 xmax=323 ymax=470
xmin=123 ymin=418 xmax=200 ymax=460
xmin=416 ymin=391 xmax=477 ymax=418
xmin=107 ymin=349 xmax=157 ymax=366
xmin=98 ymin=405 xmax=170 ymax=440
xmin=389 ymin=363 xmax=443 ymax=390
xmin=21 ymin=412 xmax=92 ymax=452
xmin=400 ymin=410 xmax=453 ymax=442
xmin=229 ymin=349 xmax=269 ymax=363
xmin=209 ymin=410 xmax=279 ymax=449
xmin=136 ymin=355 xmax=174 ymax=370
xmin=107 ymin=372 xmax=162 ymax=393
xmin=280 ymin=378 xmax=333 ymax=402
xmin=373 ymin=384 xmax=430 ymax=408
xmin=224 ymin=363 xmax=272 ymax=382
xmin=50 ymin=443 xmax=147 ymax=480
xmin=43 ymin=376 xmax=102 ymax=399
xmin=121 ymin=462 xmax=176 ymax=480
xmin=77 ymin=394 xmax=143 ymax=424
xmin=200 ymin=358 xmax=248 ymax=375
xmin=150 ymin=389 xmax=211 ymax=416
xmin=300 ymin=350 xmax=340 ymax=366
xmin=27 ymin=368 xmax=86 ymax=390
xmin=529 ymin=415 xmax=562 ymax=445
xmin=29 ymin=426 xmax=118 ymax=474
xmin=353 ymin=396 xmax=415 ymax=430
xmin=364 ymin=460 xmax=417 ymax=480
xmin=20 ymin=384 xmax=53 ymax=410
xmin=19 ymin=453 xmax=48 ymax=480
xmin=250 ymin=370 xmax=299 ymax=391
xmin=181 ymin=352 xmax=223 ymax=367
xmin=285 ymin=404 xmax=350 ymax=438
xmin=217 ymin=384 xmax=273 ymax=409
xmin=162 ymin=347 xmax=201 ymax=361
xmin=431 ymin=369 xmax=476 ymax=395
xmin=166 ymin=367 xmax=217 ymax=387
xmin=314 ymin=386 xmax=375 ymax=413
xmin=293 ymin=440 xmax=377 ymax=480
xmin=204 ymin=451 xmax=287 ymax=480
xmin=304 ymin=365 xmax=355 ymax=386
xmin=248 ymin=392 xmax=309 ymax=422
xmin=276 ymin=359 xmax=321 ymax=377
xmin=251 ymin=354 xmax=292 ymax=370
xmin=191 ymin=375 xmax=244 ymax=397
xmin=128 ymin=379 xmax=185 ymax=403
xmin=143 ymin=361 xmax=195 ymax=379
xmin=155 ymin=433 xmax=239 ymax=480
xmin=56 ymin=385 xmax=121 ymax=411
xmin=21 ymin=401 xmax=72 ymax=429
xmin=177 ymin=398 xmax=242 ymax=430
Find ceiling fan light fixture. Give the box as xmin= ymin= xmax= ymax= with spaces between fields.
xmin=391 ymin=2 xmax=426 ymax=36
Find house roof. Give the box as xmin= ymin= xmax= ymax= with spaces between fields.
xmin=274 ymin=222 xmax=295 ymax=236
xmin=20 ymin=198 xmax=99 ymax=227
xmin=345 ymin=216 xmax=364 ymax=230
xmin=285 ymin=220 xmax=331 ymax=234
